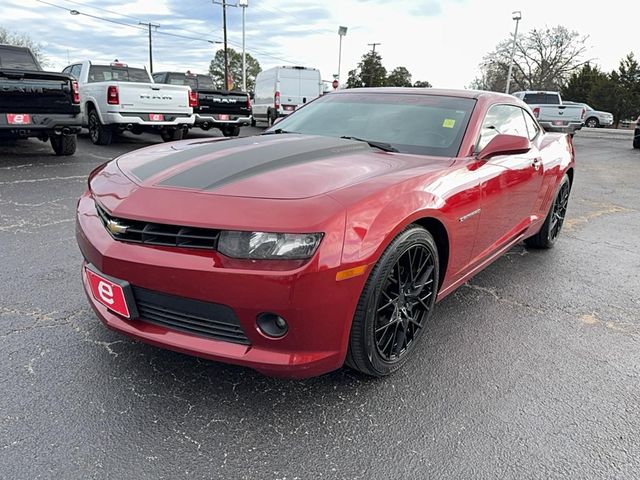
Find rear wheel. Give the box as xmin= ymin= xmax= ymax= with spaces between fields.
xmin=267 ymin=110 xmax=275 ymax=128
xmin=160 ymin=128 xmax=184 ymax=142
xmin=633 ymin=136 xmax=640 ymax=149
xmin=585 ymin=117 xmax=599 ymax=128
xmin=346 ymin=226 xmax=439 ymax=377
xmin=88 ymin=110 xmax=112 ymax=145
xmin=525 ymin=174 xmax=571 ymax=249
xmin=50 ymin=134 xmax=77 ymax=156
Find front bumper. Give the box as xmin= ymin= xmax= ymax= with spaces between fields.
xmin=76 ymin=193 xmax=366 ymax=378
xmin=104 ymin=111 xmax=196 ymax=127
xmin=194 ymin=113 xmax=252 ymax=127
xmin=0 ymin=113 xmax=81 ymax=139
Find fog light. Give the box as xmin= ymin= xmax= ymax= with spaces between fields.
xmin=257 ymin=313 xmax=288 ymax=338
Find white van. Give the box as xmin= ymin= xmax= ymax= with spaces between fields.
xmin=252 ymin=66 xmax=322 ymax=126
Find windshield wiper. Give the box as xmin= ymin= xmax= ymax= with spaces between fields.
xmin=261 ymin=129 xmax=299 ymax=135
xmin=340 ymin=136 xmax=398 ymax=152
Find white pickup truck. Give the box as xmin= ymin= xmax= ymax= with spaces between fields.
xmin=512 ymin=91 xmax=585 ymax=135
xmin=62 ymin=61 xmax=196 ymax=145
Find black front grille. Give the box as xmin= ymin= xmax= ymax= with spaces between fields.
xmin=132 ymin=286 xmax=250 ymax=345
xmin=96 ymin=202 xmax=220 ymax=250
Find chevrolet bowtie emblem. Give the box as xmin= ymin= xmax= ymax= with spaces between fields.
xmin=107 ymin=219 xmax=128 ymax=235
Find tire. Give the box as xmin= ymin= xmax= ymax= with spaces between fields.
xmin=633 ymin=136 xmax=640 ymax=149
xmin=251 ymin=117 xmax=256 ymax=127
xmin=220 ymin=125 xmax=240 ymax=137
xmin=50 ymin=134 xmax=77 ymax=156
xmin=160 ymin=128 xmax=184 ymax=142
xmin=346 ymin=225 xmax=439 ymax=377
xmin=585 ymin=117 xmax=599 ymax=128
xmin=525 ymin=174 xmax=571 ymax=249
xmin=267 ymin=110 xmax=275 ymax=128
xmin=88 ymin=110 xmax=112 ymax=145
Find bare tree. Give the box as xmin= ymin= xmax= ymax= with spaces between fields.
xmin=0 ymin=27 xmax=47 ymax=66
xmin=471 ymin=26 xmax=589 ymax=93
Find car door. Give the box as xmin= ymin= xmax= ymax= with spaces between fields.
xmin=470 ymin=104 xmax=544 ymax=262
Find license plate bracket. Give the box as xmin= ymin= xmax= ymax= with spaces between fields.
xmin=7 ymin=114 xmax=31 ymax=125
xmin=85 ymin=264 xmax=139 ymax=319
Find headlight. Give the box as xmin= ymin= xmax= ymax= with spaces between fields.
xmin=217 ymin=231 xmax=323 ymax=260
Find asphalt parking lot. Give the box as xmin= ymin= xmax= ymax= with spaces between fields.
xmin=1 ymin=127 xmax=639 ymax=479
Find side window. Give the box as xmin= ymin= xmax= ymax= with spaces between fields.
xmin=70 ymin=64 xmax=82 ymax=79
xmin=476 ymin=104 xmax=528 ymax=152
xmin=62 ymin=66 xmax=71 ymax=74
xmin=522 ymin=109 xmax=540 ymax=141
xmin=152 ymin=73 xmax=163 ymax=83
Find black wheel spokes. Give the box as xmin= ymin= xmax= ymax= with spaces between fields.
xmin=374 ymin=244 xmax=435 ymax=362
xmin=550 ymin=183 xmax=570 ymax=240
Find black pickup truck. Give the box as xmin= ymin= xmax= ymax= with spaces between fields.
xmin=152 ymin=71 xmax=252 ymax=137
xmin=0 ymin=45 xmax=81 ymax=155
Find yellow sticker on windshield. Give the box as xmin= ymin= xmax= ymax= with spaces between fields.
xmin=443 ymin=119 xmax=456 ymax=128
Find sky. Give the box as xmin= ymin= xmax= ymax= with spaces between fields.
xmin=0 ymin=0 xmax=637 ymax=89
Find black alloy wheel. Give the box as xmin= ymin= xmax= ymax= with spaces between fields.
xmin=346 ymin=226 xmax=439 ymax=376
xmin=549 ymin=178 xmax=570 ymax=241
xmin=374 ymin=243 xmax=436 ymax=362
xmin=525 ymin=173 xmax=571 ymax=249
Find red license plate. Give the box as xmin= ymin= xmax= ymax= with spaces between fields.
xmin=7 ymin=114 xmax=31 ymax=125
xmin=149 ymin=114 xmax=164 ymax=121
xmin=218 ymin=114 xmax=229 ymax=121
xmin=85 ymin=266 xmax=133 ymax=318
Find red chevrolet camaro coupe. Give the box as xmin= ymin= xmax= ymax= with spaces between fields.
xmin=77 ymin=88 xmax=574 ymax=378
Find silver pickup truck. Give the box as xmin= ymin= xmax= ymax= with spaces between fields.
xmin=512 ymin=91 xmax=585 ymax=135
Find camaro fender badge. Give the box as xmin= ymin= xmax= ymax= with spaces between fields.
xmin=106 ymin=219 xmax=129 ymax=235
xmin=459 ymin=208 xmax=481 ymax=222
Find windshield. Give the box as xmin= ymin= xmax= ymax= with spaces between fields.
xmin=270 ymin=92 xmax=475 ymax=156
xmin=88 ymin=66 xmax=150 ymax=83
xmin=167 ymin=73 xmax=216 ymax=90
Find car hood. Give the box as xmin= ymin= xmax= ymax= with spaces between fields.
xmin=116 ymin=134 xmax=452 ymax=200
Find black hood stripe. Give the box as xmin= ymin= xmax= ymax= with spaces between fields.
xmin=129 ymin=136 xmax=274 ymax=182
xmin=158 ymin=136 xmax=369 ymax=191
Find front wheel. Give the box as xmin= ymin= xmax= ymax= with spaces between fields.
xmin=221 ymin=125 xmax=240 ymax=137
xmin=346 ymin=226 xmax=439 ymax=377
xmin=525 ymin=174 xmax=571 ymax=249
xmin=585 ymin=117 xmax=599 ymax=128
xmin=160 ymin=128 xmax=184 ymax=142
xmin=50 ymin=134 xmax=77 ymax=156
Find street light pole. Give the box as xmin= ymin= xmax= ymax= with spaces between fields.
xmin=239 ymin=0 xmax=248 ymax=92
xmin=505 ymin=11 xmax=522 ymax=94
xmin=337 ymin=26 xmax=347 ymax=87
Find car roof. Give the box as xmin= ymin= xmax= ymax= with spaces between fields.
xmin=332 ymin=87 xmax=515 ymax=101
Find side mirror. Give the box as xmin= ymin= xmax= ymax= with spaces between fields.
xmin=273 ymin=116 xmax=284 ymax=126
xmin=249 ymin=91 xmax=255 ymax=100
xmin=478 ymin=134 xmax=531 ymax=161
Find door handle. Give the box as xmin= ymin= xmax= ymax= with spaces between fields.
xmin=532 ymin=158 xmax=542 ymax=171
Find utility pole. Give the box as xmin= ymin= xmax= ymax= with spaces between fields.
xmin=139 ymin=22 xmax=160 ymax=73
xmin=337 ymin=26 xmax=348 ymax=87
xmin=239 ymin=0 xmax=248 ymax=92
xmin=367 ymin=42 xmax=381 ymax=54
xmin=505 ymin=11 xmax=522 ymax=94
xmin=222 ymin=0 xmax=229 ymax=89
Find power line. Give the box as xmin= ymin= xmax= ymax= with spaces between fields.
xmin=60 ymin=0 xmax=143 ymax=22
xmin=35 ymin=0 xmax=304 ymax=65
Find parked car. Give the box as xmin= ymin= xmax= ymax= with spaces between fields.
xmin=63 ymin=60 xmax=195 ymax=145
xmin=634 ymin=115 xmax=640 ymax=149
xmin=252 ymin=66 xmax=322 ymax=127
xmin=0 ymin=44 xmax=81 ymax=155
xmin=563 ymin=101 xmax=613 ymax=128
xmin=512 ymin=91 xmax=585 ymax=135
xmin=152 ymin=71 xmax=251 ymax=137
xmin=77 ymin=88 xmax=575 ymax=378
